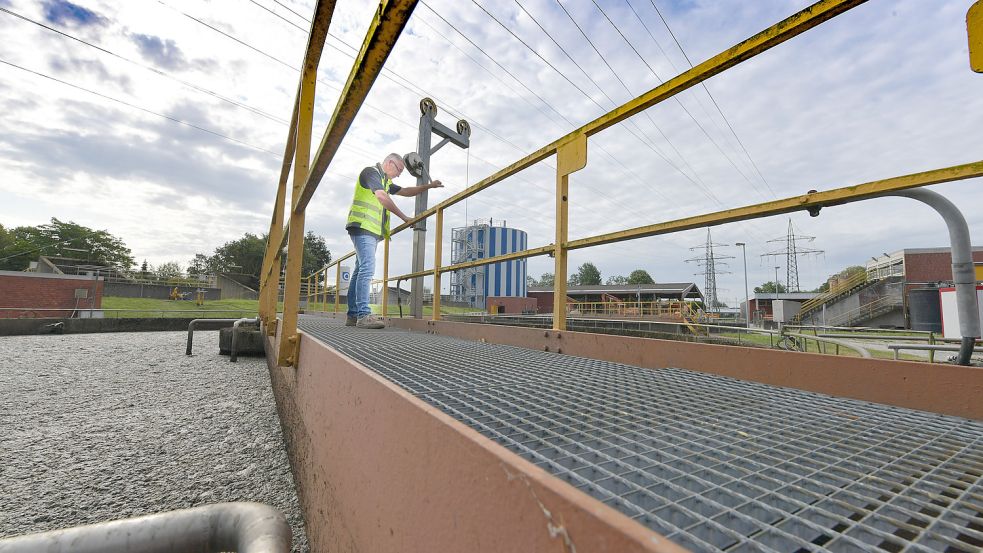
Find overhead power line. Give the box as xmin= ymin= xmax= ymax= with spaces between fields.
xmin=644 ymin=0 xmax=776 ymax=197
xmin=0 ymin=58 xmax=282 ymax=157
xmin=587 ymin=0 xmax=771 ymax=201
xmin=0 ymin=6 xmax=288 ymax=125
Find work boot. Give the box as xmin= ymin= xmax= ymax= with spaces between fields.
xmin=356 ymin=314 xmax=385 ymax=329
xmin=345 ymin=315 xmax=357 ymax=327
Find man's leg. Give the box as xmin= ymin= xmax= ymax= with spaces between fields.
xmin=350 ymin=234 xmax=379 ymax=322
xmin=346 ymin=243 xmax=360 ymax=325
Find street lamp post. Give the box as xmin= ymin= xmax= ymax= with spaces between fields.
xmin=735 ymin=242 xmax=749 ymax=328
xmin=774 ymin=266 xmax=780 ymax=325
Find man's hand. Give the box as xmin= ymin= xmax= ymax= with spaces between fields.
xmin=428 ymin=180 xmax=443 ymax=189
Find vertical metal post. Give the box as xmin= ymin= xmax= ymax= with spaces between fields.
xmin=970 ymin=1 xmax=982 ymax=72
xmin=335 ymin=263 xmax=341 ymax=313
xmin=382 ymin=235 xmax=390 ymax=317
xmin=433 ymin=208 xmax=444 ymax=321
xmin=736 ymin=242 xmax=749 ymax=328
xmin=277 ymin=69 xmax=316 ymax=367
xmin=410 ymin=101 xmax=436 ymax=319
xmin=552 ymin=135 xmax=587 ymax=331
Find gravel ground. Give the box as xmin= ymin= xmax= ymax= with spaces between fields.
xmin=0 ymin=331 xmax=308 ymax=552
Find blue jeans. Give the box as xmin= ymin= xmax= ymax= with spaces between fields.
xmin=347 ymin=233 xmax=379 ymax=318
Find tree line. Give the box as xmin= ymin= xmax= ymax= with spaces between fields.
xmin=527 ymin=262 xmax=656 ymax=287
xmin=0 ymin=218 xmax=331 ymax=280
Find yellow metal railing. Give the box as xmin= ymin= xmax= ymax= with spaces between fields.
xmin=259 ymin=0 xmax=983 ymax=367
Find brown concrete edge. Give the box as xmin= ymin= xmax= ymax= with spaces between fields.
xmin=382 ymin=316 xmax=983 ymax=421
xmin=264 ymin=326 xmax=689 ymax=553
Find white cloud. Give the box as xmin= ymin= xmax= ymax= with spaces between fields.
xmin=0 ymin=0 xmax=979 ymax=302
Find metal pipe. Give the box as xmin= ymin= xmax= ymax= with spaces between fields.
xmin=892 ymin=189 xmax=980 ymax=365
xmin=0 ymin=502 xmax=290 ymax=553
xmin=783 ymin=331 xmax=872 ymax=358
xmin=186 ymin=318 xmax=241 ymax=355
xmin=231 ymin=317 xmax=261 ymax=363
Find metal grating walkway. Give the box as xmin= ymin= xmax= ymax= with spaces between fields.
xmin=298 ymin=317 xmax=983 ymax=552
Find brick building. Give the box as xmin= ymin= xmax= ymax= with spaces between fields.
xmin=866 ymin=247 xmax=983 ymax=295
xmin=0 ymin=271 xmax=104 ymax=318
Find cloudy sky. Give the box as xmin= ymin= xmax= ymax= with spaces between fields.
xmin=1 ymin=0 xmax=980 ymax=303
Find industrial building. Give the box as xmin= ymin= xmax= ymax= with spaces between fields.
xmin=449 ymin=219 xmax=528 ymax=308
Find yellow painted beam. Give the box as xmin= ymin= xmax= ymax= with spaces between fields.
xmin=566 ymin=160 xmax=983 ymax=251
xmin=389 ymin=0 xmax=865 ymax=237
xmin=970 ymin=1 xmax=983 ymax=72
xmin=292 ymin=0 xmax=419 ymax=215
xmin=432 ymin=208 xmax=443 ymax=321
xmin=277 ymin=66 xmax=317 ymax=367
xmin=382 ymin=235 xmax=390 ymax=317
xmin=260 ymin=0 xmax=335 ymax=323
xmin=385 ymin=245 xmax=555 ymax=283
xmin=553 ymin=135 xmax=587 ymax=331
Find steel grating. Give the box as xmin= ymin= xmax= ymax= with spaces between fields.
xmin=298 ymin=317 xmax=983 ymax=552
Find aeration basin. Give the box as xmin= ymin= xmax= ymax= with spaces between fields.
xmin=272 ymin=316 xmax=983 ymax=552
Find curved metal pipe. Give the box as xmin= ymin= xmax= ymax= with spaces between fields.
xmin=892 ymin=189 xmax=980 ymax=365
xmin=0 ymin=502 xmax=291 ymax=553
xmin=784 ymin=331 xmax=872 ymax=358
xmin=186 ymin=318 xmax=241 ymax=355
xmin=231 ymin=317 xmax=261 ymax=362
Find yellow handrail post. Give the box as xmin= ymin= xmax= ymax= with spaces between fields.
xmin=382 ymin=235 xmax=390 ymax=317
xmin=970 ymin=1 xmax=982 ymax=72
xmin=433 ymin=208 xmax=443 ymax=321
xmin=277 ymin=66 xmax=316 ymax=367
xmin=552 ymin=134 xmax=587 ymax=331
xmin=334 ymin=263 xmax=341 ymax=313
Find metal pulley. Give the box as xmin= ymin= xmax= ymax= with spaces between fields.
xmin=402 ymin=151 xmax=429 ymax=180
xmin=456 ymin=119 xmax=471 ymax=138
xmin=419 ymin=97 xmax=437 ymax=116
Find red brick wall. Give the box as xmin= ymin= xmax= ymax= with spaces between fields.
xmin=903 ymin=251 xmax=983 ymax=283
xmin=0 ymin=273 xmax=104 ymax=318
xmin=527 ymin=291 xmax=554 ymax=314
xmin=485 ymin=296 xmax=538 ymax=314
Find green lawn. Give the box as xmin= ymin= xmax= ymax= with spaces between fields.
xmin=100 ymin=297 xmax=265 ymax=318
xmin=101 ymin=296 xmax=478 ymax=318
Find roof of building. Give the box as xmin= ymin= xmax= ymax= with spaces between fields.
xmin=750 ymin=292 xmax=819 ymax=301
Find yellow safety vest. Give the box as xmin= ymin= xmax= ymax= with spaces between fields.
xmin=346 ymin=168 xmax=394 ymax=238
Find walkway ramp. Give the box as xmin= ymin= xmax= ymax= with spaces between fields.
xmin=295 ymin=317 xmax=983 ymax=553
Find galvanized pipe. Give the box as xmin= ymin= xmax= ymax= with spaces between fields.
xmin=186 ymin=318 xmax=241 ymax=355
xmin=0 ymin=502 xmax=291 ymax=553
xmin=892 ymin=189 xmax=980 ymax=365
xmin=231 ymin=317 xmax=261 ymax=363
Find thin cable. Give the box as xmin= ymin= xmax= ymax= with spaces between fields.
xmin=0 ymin=6 xmax=288 ymax=125
xmin=550 ymin=0 xmax=720 ymax=204
xmin=0 ymin=58 xmax=282 ymax=157
xmin=648 ymin=0 xmax=776 ymax=196
xmin=589 ymin=0 xmax=769 ymax=200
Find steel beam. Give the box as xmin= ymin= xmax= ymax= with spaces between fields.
xmin=971 ymin=0 xmax=983 ymax=72
xmin=292 ymin=0 xmax=419 ymax=215
xmin=277 ymin=67 xmax=317 ymax=367
xmin=390 ymin=0 xmax=867 ymax=235
xmin=553 ymin=134 xmax=587 ymax=331
xmin=260 ymin=0 xmax=336 ymax=327
xmin=566 ymin=160 xmax=983 ymax=251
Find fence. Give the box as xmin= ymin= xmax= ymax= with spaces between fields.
xmin=259 ymin=0 xmax=983 ymax=367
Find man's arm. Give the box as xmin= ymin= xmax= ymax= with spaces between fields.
xmin=395 ymin=180 xmax=443 ymax=197
xmin=374 ymin=189 xmax=412 ymax=223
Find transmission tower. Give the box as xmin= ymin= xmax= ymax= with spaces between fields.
xmin=686 ymin=228 xmax=732 ymax=313
xmin=760 ymin=219 xmax=824 ymax=292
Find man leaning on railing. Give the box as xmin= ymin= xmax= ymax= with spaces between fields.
xmin=345 ymin=153 xmax=443 ymax=329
